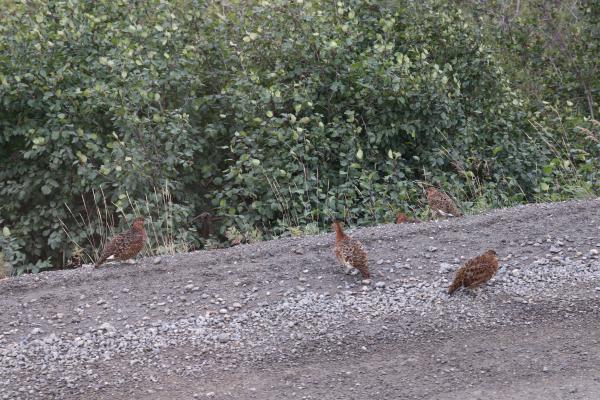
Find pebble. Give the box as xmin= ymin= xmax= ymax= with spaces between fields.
xmin=3 ymin=214 xmax=600 ymax=399
xmin=99 ymin=323 xmax=114 ymax=331
xmin=153 ymin=257 xmax=162 ymax=264
xmin=217 ymin=334 xmax=229 ymax=343
xmin=439 ymin=263 xmax=454 ymax=274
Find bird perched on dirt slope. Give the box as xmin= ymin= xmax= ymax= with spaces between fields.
xmin=95 ymin=217 xmax=146 ymax=268
xmin=395 ymin=212 xmax=421 ymax=224
xmin=426 ymin=186 xmax=463 ymax=218
xmin=333 ymin=220 xmax=370 ymax=279
xmin=448 ymin=249 xmax=499 ymax=295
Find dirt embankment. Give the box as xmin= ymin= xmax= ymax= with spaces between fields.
xmin=1 ymin=199 xmax=600 ymax=400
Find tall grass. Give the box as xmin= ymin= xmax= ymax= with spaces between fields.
xmin=0 ymin=252 xmax=7 ymax=279
xmin=59 ymin=181 xmax=190 ymax=266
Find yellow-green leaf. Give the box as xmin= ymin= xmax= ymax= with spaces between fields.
xmin=76 ymin=151 xmax=87 ymax=163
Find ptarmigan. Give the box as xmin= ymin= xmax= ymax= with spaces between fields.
xmin=448 ymin=249 xmax=499 ymax=295
xmin=95 ymin=217 xmax=146 ymax=268
xmin=333 ymin=220 xmax=370 ymax=279
xmin=395 ymin=212 xmax=421 ymax=224
xmin=426 ymin=186 xmax=463 ymax=218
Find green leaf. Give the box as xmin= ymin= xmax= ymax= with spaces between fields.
xmin=76 ymin=151 xmax=87 ymax=163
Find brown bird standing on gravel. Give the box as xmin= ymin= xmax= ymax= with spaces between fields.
xmin=448 ymin=249 xmax=499 ymax=295
xmin=395 ymin=212 xmax=421 ymax=224
xmin=333 ymin=220 xmax=370 ymax=279
xmin=426 ymin=186 xmax=463 ymax=218
xmin=95 ymin=217 xmax=147 ymax=268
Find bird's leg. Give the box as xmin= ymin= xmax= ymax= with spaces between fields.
xmin=476 ymin=286 xmax=490 ymax=301
xmin=469 ymin=285 xmax=486 ymax=299
xmin=343 ymin=262 xmax=356 ymax=275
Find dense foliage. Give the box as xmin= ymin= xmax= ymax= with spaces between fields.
xmin=0 ymin=0 xmax=598 ymax=274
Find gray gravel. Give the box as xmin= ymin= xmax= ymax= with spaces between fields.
xmin=1 ymin=199 xmax=600 ymax=399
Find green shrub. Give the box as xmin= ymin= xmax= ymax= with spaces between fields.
xmin=0 ymin=0 xmax=597 ymax=273
xmin=211 ymin=0 xmax=546 ymax=233
xmin=0 ymin=0 xmax=213 ymax=272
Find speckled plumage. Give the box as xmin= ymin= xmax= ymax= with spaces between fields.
xmin=395 ymin=213 xmax=421 ymax=224
xmin=333 ymin=221 xmax=370 ymax=279
xmin=95 ymin=218 xmax=146 ymax=268
xmin=426 ymin=187 xmax=462 ymax=218
xmin=448 ymin=249 xmax=499 ymax=295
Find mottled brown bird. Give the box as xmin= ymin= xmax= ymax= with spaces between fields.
xmin=333 ymin=220 xmax=370 ymax=279
xmin=426 ymin=186 xmax=463 ymax=218
xmin=95 ymin=217 xmax=146 ymax=268
xmin=448 ymin=249 xmax=499 ymax=295
xmin=395 ymin=212 xmax=421 ymax=224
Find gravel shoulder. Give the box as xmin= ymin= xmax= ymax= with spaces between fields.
xmin=1 ymin=199 xmax=600 ymax=399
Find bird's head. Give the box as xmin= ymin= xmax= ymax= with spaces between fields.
xmin=395 ymin=213 xmax=408 ymax=224
xmin=331 ymin=217 xmax=346 ymax=238
xmin=484 ymin=249 xmax=497 ymax=257
xmin=425 ymin=186 xmax=437 ymax=196
xmin=331 ymin=218 xmax=341 ymax=230
xmin=132 ymin=217 xmax=145 ymax=230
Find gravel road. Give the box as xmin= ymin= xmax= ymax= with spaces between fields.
xmin=1 ymin=199 xmax=600 ymax=399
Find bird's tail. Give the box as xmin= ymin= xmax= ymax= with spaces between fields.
xmin=447 ymin=278 xmax=462 ymax=295
xmin=94 ymin=256 xmax=107 ymax=268
xmin=359 ymin=268 xmax=371 ymax=279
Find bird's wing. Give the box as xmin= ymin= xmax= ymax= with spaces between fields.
xmin=100 ymin=232 xmax=129 ymax=259
xmin=463 ymin=262 xmax=495 ymax=286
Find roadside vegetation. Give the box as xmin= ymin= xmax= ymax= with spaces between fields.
xmin=0 ymin=0 xmax=598 ymax=274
